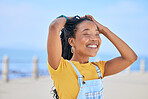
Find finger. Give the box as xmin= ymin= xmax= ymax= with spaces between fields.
xmin=85 ymin=15 xmax=92 ymax=20
xmin=85 ymin=15 xmax=91 ymax=17
xmin=86 ymin=15 xmax=95 ymax=21
xmin=85 ymin=15 xmax=90 ymax=19
xmin=85 ymin=15 xmax=93 ymax=19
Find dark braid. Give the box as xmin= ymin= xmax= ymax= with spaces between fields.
xmin=51 ymin=15 xmax=91 ymax=99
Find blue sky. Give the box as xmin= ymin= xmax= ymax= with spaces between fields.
xmin=0 ymin=0 xmax=148 ymax=56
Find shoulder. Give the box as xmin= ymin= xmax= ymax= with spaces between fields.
xmin=92 ymin=60 xmax=106 ymax=68
xmin=47 ymin=57 xmax=70 ymax=76
xmin=92 ymin=60 xmax=107 ymax=77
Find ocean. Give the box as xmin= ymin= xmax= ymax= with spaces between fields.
xmin=0 ymin=49 xmax=147 ymax=79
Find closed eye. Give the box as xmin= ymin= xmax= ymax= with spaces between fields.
xmin=83 ymin=33 xmax=90 ymax=36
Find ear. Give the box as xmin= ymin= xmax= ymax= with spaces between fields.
xmin=68 ymin=37 xmax=75 ymax=47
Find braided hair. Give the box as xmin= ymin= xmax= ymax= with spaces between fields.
xmin=52 ymin=15 xmax=91 ymax=99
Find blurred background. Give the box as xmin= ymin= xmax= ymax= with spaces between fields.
xmin=0 ymin=0 xmax=148 ymax=99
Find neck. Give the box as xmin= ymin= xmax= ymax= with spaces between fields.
xmin=70 ymin=52 xmax=89 ymax=64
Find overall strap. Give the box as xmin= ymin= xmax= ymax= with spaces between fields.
xmin=67 ymin=61 xmax=82 ymax=78
xmin=67 ymin=61 xmax=83 ymax=88
xmin=94 ymin=64 xmax=103 ymax=79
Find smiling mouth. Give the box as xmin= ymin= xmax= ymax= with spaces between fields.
xmin=86 ymin=44 xmax=98 ymax=49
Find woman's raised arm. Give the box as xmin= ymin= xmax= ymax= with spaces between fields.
xmin=86 ymin=15 xmax=138 ymax=77
xmin=47 ymin=17 xmax=66 ymax=70
xmin=102 ymin=28 xmax=137 ymax=77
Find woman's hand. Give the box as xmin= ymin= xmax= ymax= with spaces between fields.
xmin=85 ymin=15 xmax=107 ymax=34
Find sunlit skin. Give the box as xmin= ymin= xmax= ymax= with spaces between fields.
xmin=69 ymin=20 xmax=102 ymax=63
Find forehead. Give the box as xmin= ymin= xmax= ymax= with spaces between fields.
xmin=76 ymin=20 xmax=97 ymax=31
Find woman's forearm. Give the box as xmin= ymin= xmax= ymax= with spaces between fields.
xmin=102 ymin=27 xmax=138 ymax=62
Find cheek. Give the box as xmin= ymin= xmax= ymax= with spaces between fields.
xmin=99 ymin=38 xmax=102 ymax=44
xmin=74 ymin=37 xmax=88 ymax=51
xmin=76 ymin=36 xmax=89 ymax=45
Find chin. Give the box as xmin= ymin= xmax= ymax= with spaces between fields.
xmin=86 ymin=49 xmax=99 ymax=57
xmin=89 ymin=53 xmax=97 ymax=57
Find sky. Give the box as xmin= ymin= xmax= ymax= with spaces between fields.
xmin=0 ymin=0 xmax=148 ymax=56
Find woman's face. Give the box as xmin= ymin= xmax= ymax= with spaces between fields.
xmin=72 ymin=20 xmax=102 ymax=57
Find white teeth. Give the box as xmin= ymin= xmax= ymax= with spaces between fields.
xmin=87 ymin=45 xmax=97 ymax=48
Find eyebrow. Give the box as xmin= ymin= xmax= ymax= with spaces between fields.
xmin=82 ymin=28 xmax=99 ymax=32
xmin=82 ymin=29 xmax=89 ymax=32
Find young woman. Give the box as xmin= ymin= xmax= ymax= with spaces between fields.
xmin=47 ymin=15 xmax=137 ymax=99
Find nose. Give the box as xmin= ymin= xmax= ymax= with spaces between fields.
xmin=89 ymin=34 xmax=102 ymax=44
xmin=89 ymin=34 xmax=99 ymax=41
